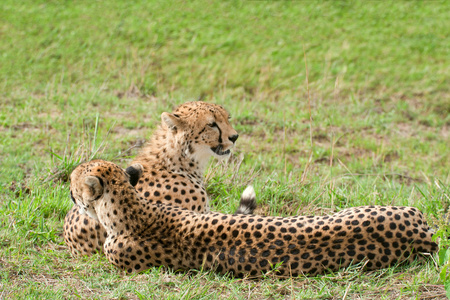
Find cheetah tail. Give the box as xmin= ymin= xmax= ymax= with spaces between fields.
xmin=234 ymin=186 xmax=257 ymax=215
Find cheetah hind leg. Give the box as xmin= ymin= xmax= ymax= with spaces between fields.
xmin=235 ymin=186 xmax=257 ymax=214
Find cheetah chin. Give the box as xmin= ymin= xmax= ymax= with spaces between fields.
xmin=210 ymin=145 xmax=231 ymax=156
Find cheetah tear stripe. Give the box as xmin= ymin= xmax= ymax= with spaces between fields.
xmin=70 ymin=160 xmax=438 ymax=277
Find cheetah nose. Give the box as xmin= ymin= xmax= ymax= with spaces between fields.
xmin=229 ymin=134 xmax=239 ymax=143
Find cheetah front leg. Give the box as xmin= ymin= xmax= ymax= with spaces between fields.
xmin=63 ymin=206 xmax=106 ymax=255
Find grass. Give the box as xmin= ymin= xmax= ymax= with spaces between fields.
xmin=1 ymin=0 xmax=449 ymax=299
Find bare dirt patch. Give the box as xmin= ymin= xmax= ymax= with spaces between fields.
xmin=111 ymin=125 xmax=148 ymax=140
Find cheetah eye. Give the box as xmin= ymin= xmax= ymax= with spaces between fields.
xmin=208 ymin=122 xmax=218 ymax=128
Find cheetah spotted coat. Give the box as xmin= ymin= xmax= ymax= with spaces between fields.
xmin=64 ymin=101 xmax=254 ymax=255
xmin=70 ymin=160 xmax=438 ymax=277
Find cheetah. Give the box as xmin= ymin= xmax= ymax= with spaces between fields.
xmin=64 ymin=101 xmax=256 ymax=255
xmin=70 ymin=159 xmax=438 ymax=277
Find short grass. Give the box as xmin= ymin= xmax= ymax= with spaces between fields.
xmin=1 ymin=1 xmax=449 ymax=299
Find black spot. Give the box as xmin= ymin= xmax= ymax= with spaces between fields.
xmin=216 ymin=265 xmax=223 ymax=273
xmin=377 ymin=216 xmax=385 ymax=223
xmin=362 ymin=221 xmax=370 ymax=227
xmin=336 ymin=258 xmax=346 ymax=265
xmin=353 ymin=227 xmax=362 ymax=233
xmin=283 ymin=235 xmax=292 ymax=241
xmin=281 ymin=256 xmax=290 ymax=263
xmin=275 ymin=240 xmax=284 ymax=247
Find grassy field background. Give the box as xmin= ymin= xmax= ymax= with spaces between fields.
xmin=1 ymin=1 xmax=449 ymax=299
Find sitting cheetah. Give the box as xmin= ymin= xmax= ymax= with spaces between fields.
xmin=64 ymin=101 xmax=256 ymax=255
xmin=70 ymin=159 xmax=438 ymax=277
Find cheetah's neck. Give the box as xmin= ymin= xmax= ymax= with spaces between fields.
xmin=133 ymin=126 xmax=210 ymax=180
xmin=95 ymin=186 xmax=157 ymax=237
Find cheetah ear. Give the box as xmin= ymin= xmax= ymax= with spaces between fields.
xmin=161 ymin=112 xmax=184 ymax=131
xmin=126 ymin=163 xmax=143 ymax=187
xmin=84 ymin=176 xmax=104 ymax=199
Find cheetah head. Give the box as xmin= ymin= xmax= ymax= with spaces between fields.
xmin=69 ymin=160 xmax=143 ymax=220
xmin=161 ymin=101 xmax=239 ymax=161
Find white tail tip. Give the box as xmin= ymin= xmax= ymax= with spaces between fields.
xmin=242 ymin=185 xmax=255 ymax=200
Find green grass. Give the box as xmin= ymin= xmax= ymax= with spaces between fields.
xmin=1 ymin=1 xmax=449 ymax=298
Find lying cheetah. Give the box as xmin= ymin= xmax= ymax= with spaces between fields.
xmin=64 ymin=101 xmax=256 ymax=255
xmin=70 ymin=160 xmax=438 ymax=277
